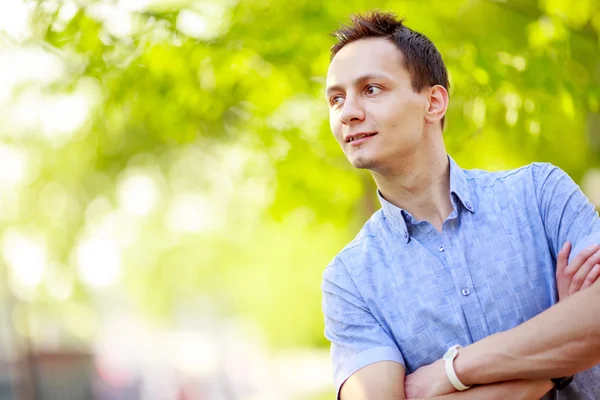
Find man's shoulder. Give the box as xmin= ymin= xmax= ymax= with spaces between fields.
xmin=339 ymin=208 xmax=386 ymax=255
xmin=462 ymin=161 xmax=559 ymax=189
xmin=325 ymin=209 xmax=387 ymax=273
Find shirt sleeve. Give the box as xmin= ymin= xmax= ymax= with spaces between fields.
xmin=534 ymin=163 xmax=600 ymax=263
xmin=322 ymin=257 xmax=405 ymax=397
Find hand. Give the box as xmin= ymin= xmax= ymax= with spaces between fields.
xmin=556 ymin=241 xmax=600 ymax=300
xmin=404 ymin=359 xmax=456 ymax=399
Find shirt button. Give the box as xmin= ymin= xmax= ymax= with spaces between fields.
xmin=438 ymin=245 xmax=444 ymax=252
xmin=461 ymin=288 xmax=471 ymax=296
xmin=403 ymin=230 xmax=408 ymax=239
xmin=465 ymin=201 xmax=472 ymax=210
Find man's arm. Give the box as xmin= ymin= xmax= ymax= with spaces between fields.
xmin=454 ymin=273 xmax=600 ymax=385
xmin=340 ymin=361 xmax=405 ymax=400
xmin=410 ymin=380 xmax=553 ymax=400
xmin=340 ymin=362 xmax=552 ymax=400
xmin=405 ymin=272 xmax=600 ymax=396
xmin=322 ymin=259 xmax=407 ymax=398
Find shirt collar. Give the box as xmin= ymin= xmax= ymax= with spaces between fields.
xmin=377 ymin=155 xmax=475 ymax=243
xmin=448 ymin=155 xmax=475 ymax=215
xmin=378 ymin=190 xmax=411 ymax=243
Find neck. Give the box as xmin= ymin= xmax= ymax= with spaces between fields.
xmin=372 ymin=142 xmax=452 ymax=232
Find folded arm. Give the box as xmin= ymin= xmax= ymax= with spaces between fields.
xmin=406 ymin=233 xmax=600 ymax=397
xmin=340 ymin=361 xmax=552 ymax=400
xmin=454 ymin=276 xmax=600 ymax=386
xmin=412 ymin=379 xmax=553 ymax=400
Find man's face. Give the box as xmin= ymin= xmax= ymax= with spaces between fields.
xmin=326 ymin=38 xmax=429 ymax=171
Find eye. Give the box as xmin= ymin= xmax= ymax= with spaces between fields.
xmin=365 ymin=85 xmax=382 ymax=96
xmin=330 ymin=95 xmax=345 ymax=107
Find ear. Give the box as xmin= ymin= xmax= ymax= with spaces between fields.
xmin=424 ymin=85 xmax=449 ymax=125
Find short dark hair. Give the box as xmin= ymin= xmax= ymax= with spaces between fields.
xmin=331 ymin=11 xmax=449 ymax=128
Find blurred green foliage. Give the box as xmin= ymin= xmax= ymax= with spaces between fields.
xmin=1 ymin=0 xmax=600 ymax=352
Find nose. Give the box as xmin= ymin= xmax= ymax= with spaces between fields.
xmin=340 ymin=95 xmax=365 ymax=125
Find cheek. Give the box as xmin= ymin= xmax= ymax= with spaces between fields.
xmin=385 ymin=100 xmax=423 ymax=128
xmin=329 ymin=115 xmax=342 ymax=141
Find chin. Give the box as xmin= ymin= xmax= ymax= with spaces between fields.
xmin=350 ymin=156 xmax=380 ymax=170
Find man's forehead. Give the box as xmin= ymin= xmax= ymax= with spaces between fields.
xmin=326 ymin=38 xmax=403 ymax=86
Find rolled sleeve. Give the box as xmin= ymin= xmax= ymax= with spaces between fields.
xmin=322 ymin=258 xmax=405 ymax=396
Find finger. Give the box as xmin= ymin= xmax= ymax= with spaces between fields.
xmin=565 ymin=244 xmax=600 ymax=276
xmin=581 ymin=264 xmax=600 ymax=290
xmin=556 ymin=242 xmax=571 ymax=297
xmin=556 ymin=241 xmax=570 ymax=276
xmin=569 ymin=249 xmax=600 ymax=294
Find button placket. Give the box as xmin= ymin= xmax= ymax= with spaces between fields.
xmin=442 ymin=203 xmax=489 ymax=340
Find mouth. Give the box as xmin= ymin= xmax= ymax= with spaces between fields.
xmin=346 ymin=132 xmax=377 ymax=145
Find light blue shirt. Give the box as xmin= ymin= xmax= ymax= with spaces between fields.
xmin=322 ymin=156 xmax=600 ymax=399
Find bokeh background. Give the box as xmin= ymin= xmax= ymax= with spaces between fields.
xmin=0 ymin=0 xmax=599 ymax=399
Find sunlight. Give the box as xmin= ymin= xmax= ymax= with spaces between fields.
xmin=173 ymin=332 xmax=219 ymax=376
xmin=86 ymin=3 xmax=133 ymax=38
xmin=45 ymin=264 xmax=74 ymax=301
xmin=41 ymin=93 xmax=92 ymax=142
xmin=0 ymin=144 xmax=27 ymax=187
xmin=166 ymin=192 xmax=224 ymax=233
xmin=117 ymin=172 xmax=160 ymax=217
xmin=2 ymin=229 xmax=47 ymax=288
xmin=0 ymin=47 xmax=65 ymax=105
xmin=0 ymin=0 xmax=32 ymax=40
xmin=118 ymin=0 xmax=151 ymax=12
xmin=176 ymin=2 xmax=232 ymax=41
xmin=76 ymin=232 xmax=122 ymax=287
xmin=5 ymin=77 xmax=99 ymax=145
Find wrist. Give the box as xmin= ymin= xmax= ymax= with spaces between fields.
xmin=443 ymin=345 xmax=471 ymax=391
xmin=452 ymin=342 xmax=500 ymax=386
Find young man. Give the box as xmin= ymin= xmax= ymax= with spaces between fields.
xmin=321 ymin=11 xmax=600 ymax=400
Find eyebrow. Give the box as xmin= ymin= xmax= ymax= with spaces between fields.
xmin=325 ymin=73 xmax=390 ymax=97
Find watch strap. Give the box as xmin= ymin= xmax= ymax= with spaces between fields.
xmin=551 ymin=375 xmax=574 ymax=390
xmin=443 ymin=345 xmax=471 ymax=391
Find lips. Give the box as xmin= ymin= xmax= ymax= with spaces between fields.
xmin=345 ymin=132 xmax=377 ymax=144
